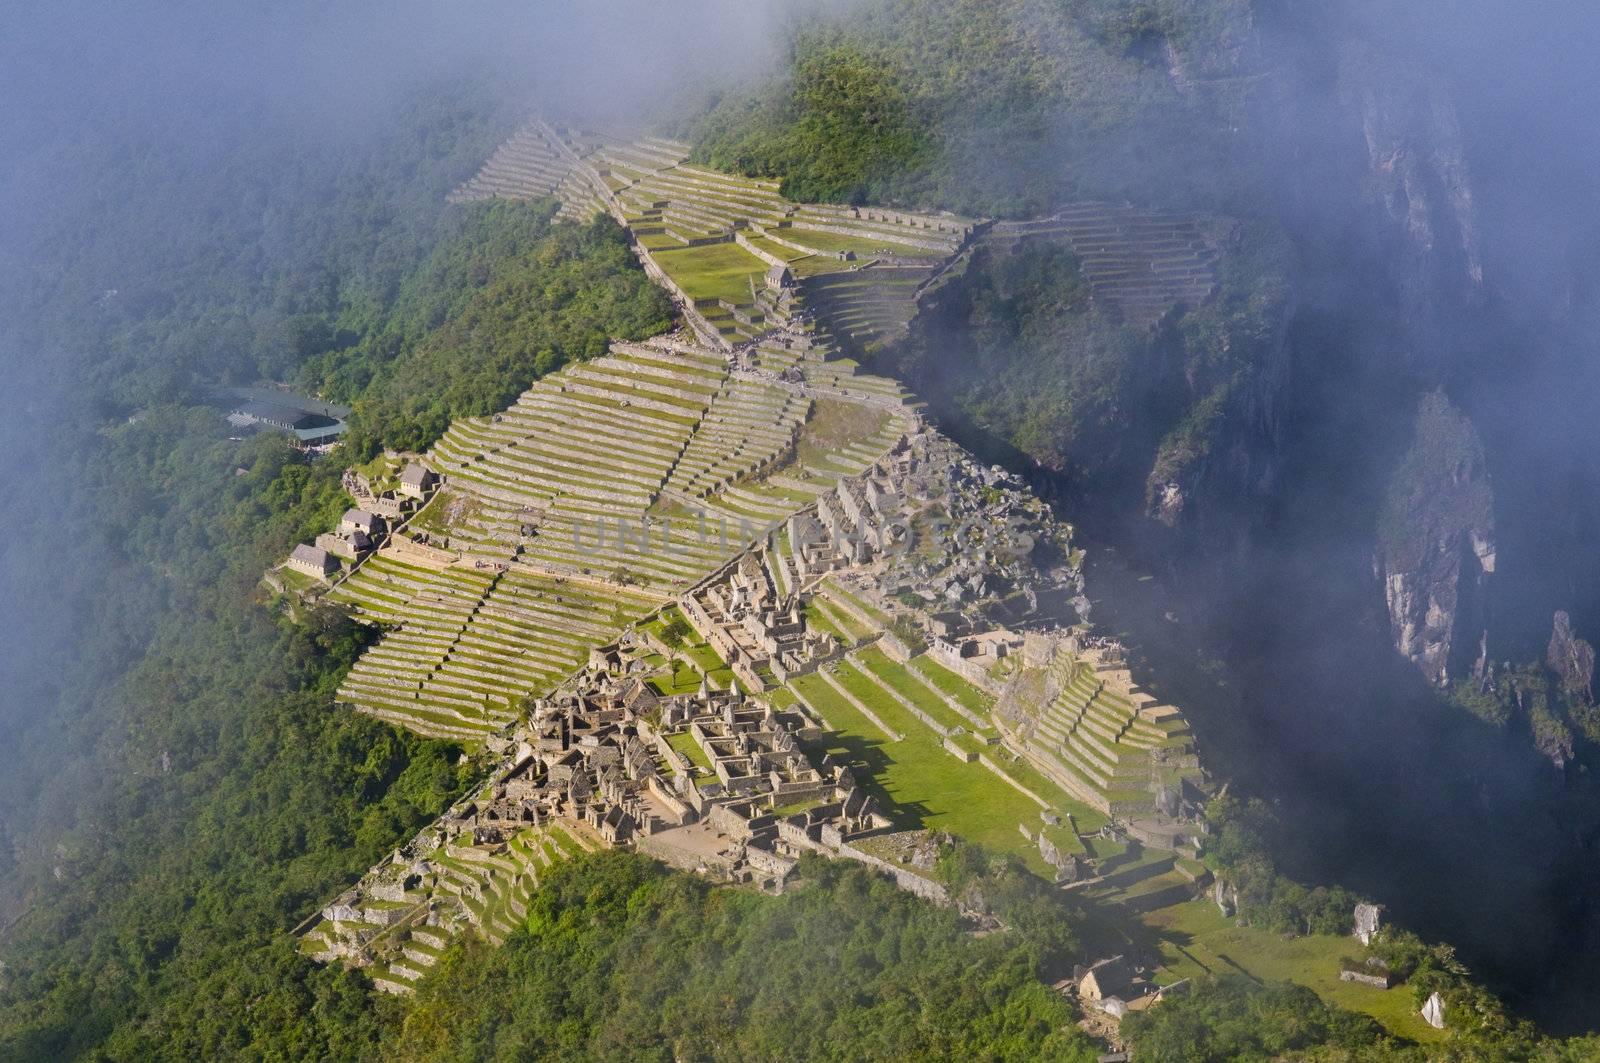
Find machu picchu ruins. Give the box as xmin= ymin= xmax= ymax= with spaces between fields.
xmin=25 ymin=0 xmax=1600 ymax=1054
xmin=282 ymin=121 xmax=1215 ymax=1000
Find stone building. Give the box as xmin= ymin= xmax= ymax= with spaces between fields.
xmin=1078 ymin=956 xmax=1133 ymax=1002
xmin=764 ymin=263 xmax=795 ymax=291
xmin=340 ymin=508 xmax=385 ymax=537
xmin=680 ymin=554 xmax=838 ymax=689
xmin=288 ymin=543 xmax=338 ymax=578
xmin=399 ymin=463 xmax=437 ymax=499
xmin=316 ymin=530 xmax=370 ymax=561
xmin=360 ymin=656 xmax=895 ymax=900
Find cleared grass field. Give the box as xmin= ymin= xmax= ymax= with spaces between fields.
xmin=784 ymin=227 xmax=937 ymax=257
xmin=644 ymin=609 xmax=734 ymax=690
xmin=666 ymin=730 xmax=714 ymax=774
xmin=653 ymin=242 xmax=769 ymax=305
xmin=808 ymin=597 xmax=873 ymax=643
xmin=834 ymin=653 xmax=1109 ymax=841
xmin=790 ymin=670 xmax=1042 ymax=858
xmin=820 ymin=578 xmax=892 ymax=628
xmin=649 ymin=660 xmax=704 ymax=696
xmin=1142 ymin=899 xmax=1448 ymax=1044
xmin=853 ymin=646 xmax=975 ymax=735
xmin=909 ymin=654 xmax=995 ymax=716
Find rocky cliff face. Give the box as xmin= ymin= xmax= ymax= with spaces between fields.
xmin=1143 ymin=24 xmax=1488 ymax=554
xmin=1375 ymin=391 xmax=1495 ymax=685
xmin=1142 ymin=267 xmax=1295 ymax=555
xmin=1340 ymin=42 xmax=1483 ymax=290
xmin=1548 ymin=610 xmax=1596 ymax=705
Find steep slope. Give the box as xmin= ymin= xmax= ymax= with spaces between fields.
xmin=1376 ymin=391 xmax=1496 ymax=687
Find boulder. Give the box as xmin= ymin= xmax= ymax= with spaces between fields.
xmin=1212 ymin=878 xmax=1238 ymax=917
xmin=1354 ymin=902 xmax=1383 ymax=945
xmin=1422 ymin=991 xmax=1447 ymax=1029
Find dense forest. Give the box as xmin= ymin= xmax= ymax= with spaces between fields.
xmin=881 ymin=229 xmax=1291 ymax=547
xmin=688 ymin=0 xmax=1294 ymax=558
xmin=393 ymin=852 xmax=1094 ymax=1061
xmin=685 ymin=0 xmax=1261 ymax=217
xmin=305 ymin=201 xmax=673 ymax=454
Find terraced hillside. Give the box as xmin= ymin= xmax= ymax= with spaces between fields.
xmin=512 ymin=125 xmax=976 ymax=347
xmin=330 ymin=558 xmax=659 ymax=740
xmin=282 ymin=122 xmax=1477 ymax=1051
xmin=999 ymin=645 xmax=1202 ymax=828
xmin=304 ymin=809 xmax=598 ymax=994
xmin=320 ymin=126 xmax=1230 ymax=779
xmin=321 ymin=328 xmax=914 ymax=740
xmin=800 ymin=264 xmax=938 ymax=353
xmin=990 ymin=203 xmax=1223 ymax=327
xmin=454 ymin=126 xmax=1224 ymax=345
xmin=447 ymin=125 xmax=577 ymax=205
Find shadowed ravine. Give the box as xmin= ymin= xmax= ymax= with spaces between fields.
xmin=1047 ymin=482 xmax=1600 ymax=1035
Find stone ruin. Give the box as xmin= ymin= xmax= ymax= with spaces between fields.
xmin=1212 ymin=878 xmax=1239 ymax=917
xmin=678 ymin=551 xmax=839 ymax=690
xmin=1039 ymin=829 xmax=1086 ymax=884
xmin=791 ymin=426 xmax=1082 ymax=637
xmin=304 ymin=644 xmax=899 ymax=991
xmin=289 ymin=118 xmax=1250 ymax=1003
xmin=994 ymin=636 xmax=1205 ymax=845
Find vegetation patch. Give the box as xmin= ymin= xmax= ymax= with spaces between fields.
xmin=394 ymin=851 xmax=1093 ymax=1060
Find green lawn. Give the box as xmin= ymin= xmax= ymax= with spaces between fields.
xmin=769 ymin=796 xmax=826 ymax=818
xmin=801 ymin=600 xmax=846 ymax=640
xmin=833 ymin=657 xmax=1106 ymax=843
xmin=788 ymin=254 xmax=861 ymax=279
xmin=783 ymin=227 xmax=937 ymax=257
xmin=654 ymin=242 xmax=769 ymax=305
xmin=643 ymin=606 xmax=691 ymax=648
xmin=741 ymin=233 xmax=808 ymax=263
xmin=852 ymin=647 xmax=972 ymax=735
xmin=683 ymin=644 xmax=733 ymax=689
xmin=1141 ymin=899 xmax=1448 ymax=1045
xmin=987 ymin=747 xmax=1109 ymax=836
xmin=644 ymin=609 xmax=734 ymax=689
xmin=789 ymin=671 xmax=1043 ymax=859
xmin=820 ymin=578 xmax=892 ymax=628
xmin=908 ymin=654 xmax=994 ymax=716
xmin=827 ymin=661 xmax=913 ymax=738
xmin=665 ymin=730 xmax=715 ymax=775
xmin=352 ymin=453 xmax=402 ymax=493
xmin=809 ymin=597 xmax=874 ymax=643
xmin=649 ymin=661 xmax=703 ymax=696
xmin=639 ymin=231 xmax=688 ymax=252
xmin=275 ymin=565 xmax=326 ymax=595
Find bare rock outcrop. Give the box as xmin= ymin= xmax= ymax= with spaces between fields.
xmin=1337 ymin=40 xmax=1485 ymax=376
xmin=1375 ymin=391 xmax=1494 ymax=686
xmin=1548 ymin=610 xmax=1596 ymax=706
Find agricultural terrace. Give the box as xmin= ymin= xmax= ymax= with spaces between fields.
xmin=325 ymin=330 xmax=915 ymax=740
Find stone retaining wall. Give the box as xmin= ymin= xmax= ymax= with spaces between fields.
xmin=832 ymin=842 xmax=948 ymax=904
